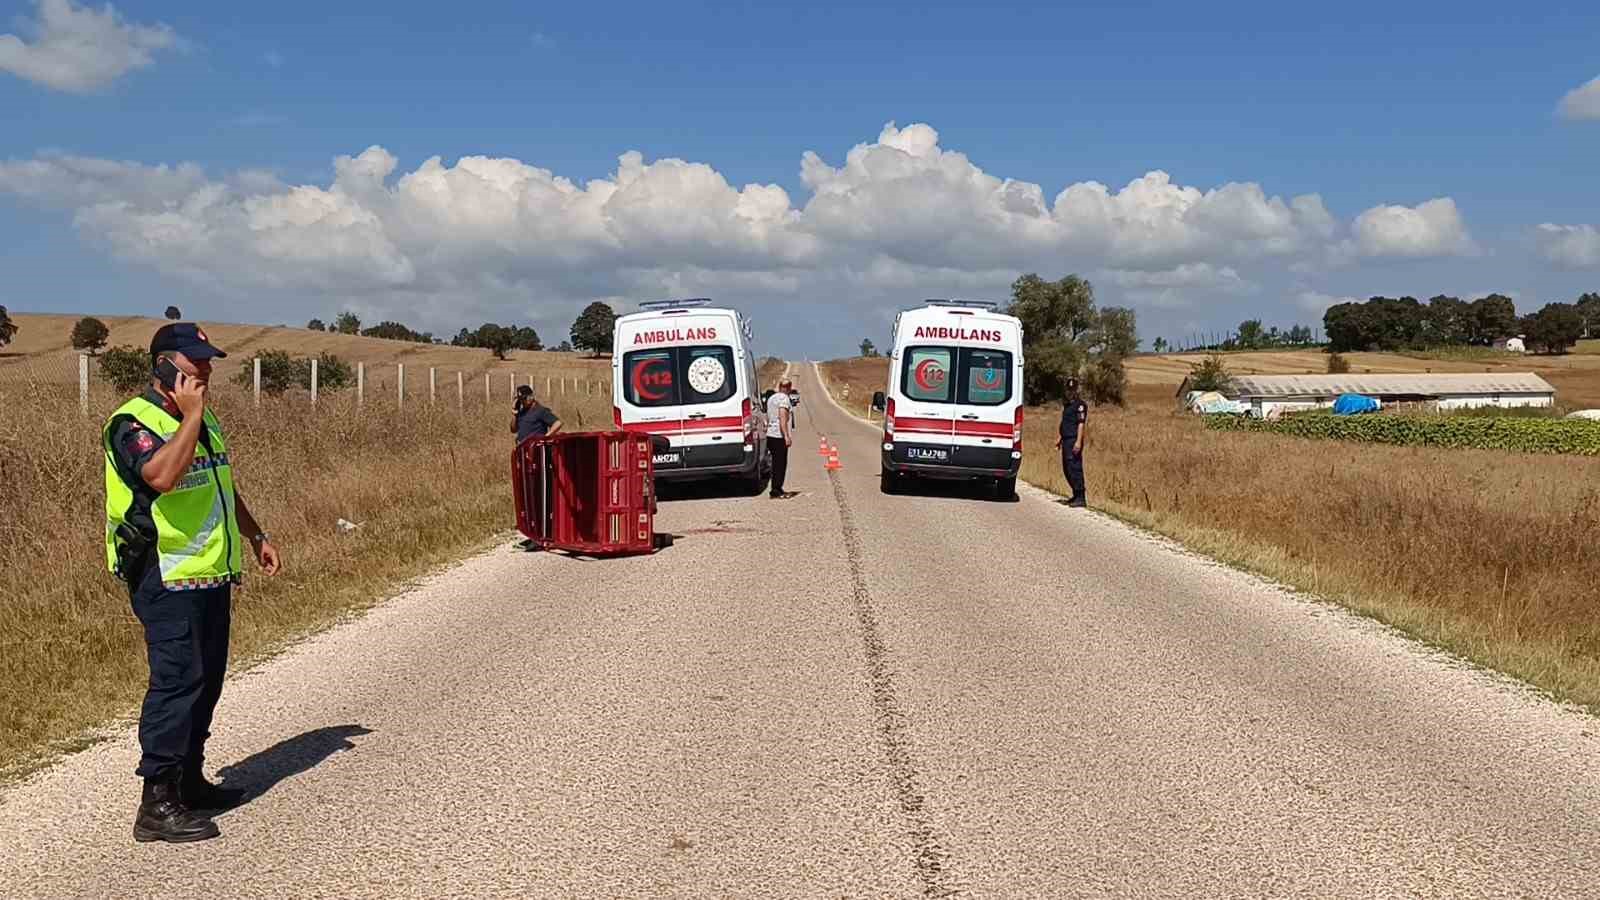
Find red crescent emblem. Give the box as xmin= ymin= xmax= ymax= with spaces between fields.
xmin=914 ymin=358 xmax=946 ymax=391
xmin=631 ymin=358 xmax=671 ymax=402
xmin=975 ymin=367 xmax=1001 ymax=389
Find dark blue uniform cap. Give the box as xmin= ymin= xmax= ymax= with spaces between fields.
xmin=150 ymin=323 xmax=227 ymax=362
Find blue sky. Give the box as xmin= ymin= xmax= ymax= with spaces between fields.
xmin=2 ymin=0 xmax=1597 ymax=356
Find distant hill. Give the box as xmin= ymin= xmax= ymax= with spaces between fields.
xmin=1 ymin=313 xmax=610 ymax=387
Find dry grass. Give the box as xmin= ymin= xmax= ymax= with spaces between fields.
xmin=0 ymin=381 xmax=612 ymax=779
xmin=821 ymin=358 xmax=1600 ymax=711
xmin=0 ymin=313 xmax=611 ymax=392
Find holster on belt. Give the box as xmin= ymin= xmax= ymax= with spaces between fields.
xmin=114 ymin=523 xmax=154 ymax=584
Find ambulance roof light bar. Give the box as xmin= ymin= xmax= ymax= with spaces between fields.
xmin=925 ymin=298 xmax=999 ymax=310
xmin=638 ymin=297 xmax=714 ymax=312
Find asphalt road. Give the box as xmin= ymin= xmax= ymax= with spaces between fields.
xmin=3 ymin=362 xmax=1599 ymax=898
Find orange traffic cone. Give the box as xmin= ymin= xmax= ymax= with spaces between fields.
xmin=825 ymin=444 xmax=842 ymax=471
xmin=818 ymin=435 xmax=829 ymax=455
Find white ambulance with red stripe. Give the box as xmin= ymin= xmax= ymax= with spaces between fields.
xmin=613 ymin=299 xmax=770 ymax=492
xmin=871 ymin=299 xmax=1024 ymax=499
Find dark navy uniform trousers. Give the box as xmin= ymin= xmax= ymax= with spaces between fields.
xmin=1061 ymin=447 xmax=1086 ymax=500
xmin=128 ymin=563 xmax=232 ymax=781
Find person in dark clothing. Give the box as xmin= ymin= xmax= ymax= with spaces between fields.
xmin=104 ymin=323 xmax=282 ymax=844
xmin=512 ymin=385 xmax=562 ymax=444
xmin=1054 ymin=377 xmax=1088 ymax=507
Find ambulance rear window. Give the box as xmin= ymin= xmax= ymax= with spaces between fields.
xmin=900 ymin=346 xmax=1012 ymax=406
xmin=622 ymin=346 xmax=737 ymax=407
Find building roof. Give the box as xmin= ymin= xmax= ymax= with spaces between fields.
xmin=1222 ymin=372 xmax=1556 ymax=399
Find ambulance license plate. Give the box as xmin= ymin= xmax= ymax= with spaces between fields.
xmin=653 ymin=452 xmax=681 ymax=465
xmin=907 ymin=447 xmax=949 ymax=462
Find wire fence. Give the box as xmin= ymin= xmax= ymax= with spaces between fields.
xmin=2 ymin=352 xmax=612 ymax=415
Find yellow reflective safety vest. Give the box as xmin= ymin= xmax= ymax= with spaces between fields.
xmin=104 ymin=395 xmax=244 ymax=589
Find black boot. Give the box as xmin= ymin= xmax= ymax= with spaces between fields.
xmin=180 ymin=769 xmax=248 ymax=811
xmin=134 ymin=778 xmax=220 ymax=843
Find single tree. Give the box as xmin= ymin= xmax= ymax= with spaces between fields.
xmin=1090 ymin=307 xmax=1140 ymax=358
xmin=307 ymin=318 xmax=326 ymax=331
xmin=571 ymin=301 xmax=618 ymax=356
xmin=164 ymin=305 xmax=182 ymax=321
xmin=71 ymin=317 xmax=111 ymax=355
xmin=334 ymin=312 xmax=362 ymax=335
xmin=478 ymin=324 xmax=516 ymax=360
xmin=1006 ymin=273 xmax=1096 ymax=344
xmin=555 ymin=340 xmax=573 ymax=352
xmin=1576 ymin=292 xmax=1600 ymax=338
xmin=1188 ymin=354 xmax=1231 ymax=392
xmin=1468 ymin=294 xmax=1518 ymax=345
xmin=859 ymin=338 xmax=877 ymax=357
xmin=98 ymin=345 xmax=150 ymax=392
xmin=1236 ymin=319 xmax=1266 ymax=350
xmin=1083 ymin=354 xmax=1127 ymax=406
xmin=1326 ymin=352 xmax=1352 ymax=374
xmin=1520 ymin=303 xmax=1584 ymax=354
xmin=1151 ymin=336 xmax=1169 ymax=354
xmin=510 ymin=325 xmax=542 ymax=351
xmin=0 ymin=305 xmax=17 ymax=349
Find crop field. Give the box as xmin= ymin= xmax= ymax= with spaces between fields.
xmin=1207 ymin=410 xmax=1600 ymax=454
xmin=820 ymin=353 xmax=1600 ymax=712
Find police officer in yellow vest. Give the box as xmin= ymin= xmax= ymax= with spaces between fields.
xmin=104 ymin=323 xmax=281 ymax=844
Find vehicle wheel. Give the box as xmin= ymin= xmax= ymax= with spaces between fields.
xmin=994 ymin=476 xmax=1017 ymax=500
xmin=880 ymin=467 xmax=897 ymax=494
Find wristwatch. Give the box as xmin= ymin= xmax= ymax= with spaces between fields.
xmin=249 ymin=531 xmax=271 ymax=545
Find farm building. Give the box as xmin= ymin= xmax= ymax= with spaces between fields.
xmin=1177 ymin=373 xmax=1557 ymax=418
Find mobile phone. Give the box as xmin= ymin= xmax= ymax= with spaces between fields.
xmin=154 ymin=358 xmax=182 ymax=391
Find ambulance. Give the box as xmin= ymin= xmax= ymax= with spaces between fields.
xmin=612 ymin=299 xmax=770 ymax=492
xmin=871 ymin=299 xmax=1024 ymax=499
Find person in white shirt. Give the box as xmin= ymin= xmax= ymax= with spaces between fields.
xmin=765 ymin=378 xmax=794 ymax=499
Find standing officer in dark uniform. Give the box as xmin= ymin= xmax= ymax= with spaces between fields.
xmin=1054 ymin=376 xmax=1088 ymax=507
xmin=104 ymin=323 xmax=281 ymax=843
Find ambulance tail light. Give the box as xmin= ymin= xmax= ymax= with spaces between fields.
xmin=1013 ymin=405 xmax=1024 ymax=448
xmin=613 ymin=406 xmax=623 ymax=428
xmin=884 ymin=398 xmax=895 ymax=436
xmin=741 ymin=397 xmax=751 ymax=419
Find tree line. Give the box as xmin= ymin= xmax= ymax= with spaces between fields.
xmin=1324 ymin=293 xmax=1600 ymax=355
xmin=305 ymin=301 xmax=620 ymax=359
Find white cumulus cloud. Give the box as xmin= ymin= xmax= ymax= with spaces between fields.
xmin=0 ymin=0 xmax=181 ymax=93
xmin=1557 ymin=75 xmax=1600 ymax=121
xmin=0 ymin=122 xmax=1507 ymax=338
xmin=1340 ymin=197 xmax=1476 ymax=260
xmin=1534 ymin=223 xmax=1600 ymax=269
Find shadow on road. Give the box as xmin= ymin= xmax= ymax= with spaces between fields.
xmin=889 ymin=477 xmax=1019 ymax=504
xmin=213 ymin=724 xmax=373 ymax=814
xmin=657 ymin=477 xmax=766 ymax=503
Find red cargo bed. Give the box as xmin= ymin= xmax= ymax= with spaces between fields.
xmin=513 ymin=431 xmax=666 ymax=557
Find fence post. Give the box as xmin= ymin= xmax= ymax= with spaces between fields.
xmin=508 ymin=371 xmax=515 ymax=399
xmin=429 ymin=367 xmax=436 ymax=406
xmin=254 ymin=358 xmax=262 ymax=407
xmin=457 ymin=371 xmax=464 ymax=407
xmin=484 ymin=372 xmax=490 ymax=403
xmin=79 ymin=353 xmax=89 ymax=415
xmin=545 ymin=376 xmax=551 ymax=397
xmin=357 ymin=362 xmax=365 ymax=407
xmin=398 ymin=364 xmax=405 ymax=408
xmin=560 ymin=377 xmax=566 ymax=395
xmin=310 ymin=358 xmax=319 ymax=407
